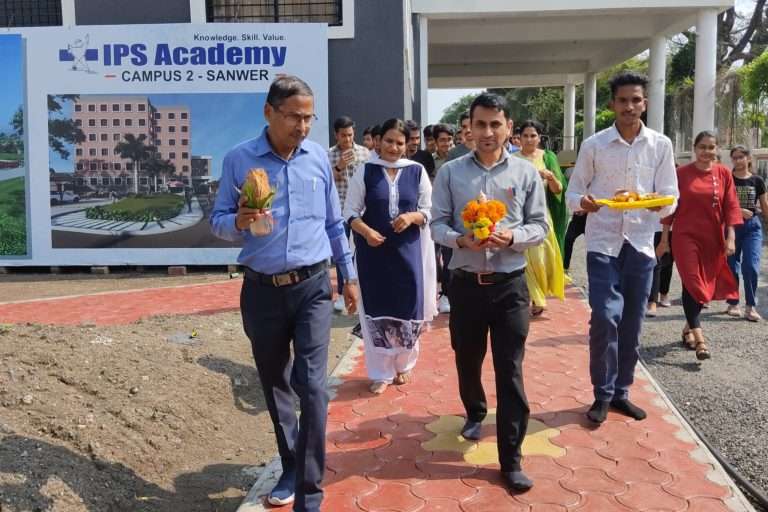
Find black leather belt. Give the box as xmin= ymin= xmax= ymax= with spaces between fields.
xmin=452 ymin=268 xmax=524 ymax=286
xmin=245 ymin=261 xmax=327 ymax=287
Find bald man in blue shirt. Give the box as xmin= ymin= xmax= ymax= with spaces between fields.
xmin=211 ymin=76 xmax=358 ymax=512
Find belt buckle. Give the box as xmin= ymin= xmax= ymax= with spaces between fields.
xmin=272 ymin=271 xmax=299 ymax=287
xmin=476 ymin=272 xmax=494 ymax=286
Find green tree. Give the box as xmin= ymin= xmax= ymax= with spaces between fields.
xmin=47 ymin=95 xmax=85 ymax=160
xmin=145 ymin=154 xmax=175 ymax=193
xmin=116 ymin=134 xmax=155 ymax=194
xmin=439 ymin=94 xmax=477 ymax=126
xmin=739 ymin=49 xmax=768 ymax=145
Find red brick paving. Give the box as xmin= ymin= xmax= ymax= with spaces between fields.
xmin=0 ymin=280 xmax=742 ymax=511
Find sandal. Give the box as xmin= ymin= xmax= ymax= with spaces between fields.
xmin=695 ymin=341 xmax=711 ymax=360
xmin=530 ymin=306 xmax=545 ymax=317
xmin=393 ymin=372 xmax=412 ymax=385
xmin=369 ymin=381 xmax=389 ymax=394
xmin=681 ymin=330 xmax=696 ymax=350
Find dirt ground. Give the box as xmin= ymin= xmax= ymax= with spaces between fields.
xmin=0 ymin=274 xmax=357 ymax=512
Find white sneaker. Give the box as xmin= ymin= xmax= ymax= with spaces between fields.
xmin=438 ymin=295 xmax=451 ymax=314
xmin=333 ymin=296 xmax=345 ymax=312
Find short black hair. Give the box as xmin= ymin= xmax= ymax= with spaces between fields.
xmin=404 ymin=119 xmax=420 ymax=134
xmin=469 ymin=93 xmax=508 ymax=120
xmin=432 ymin=123 xmax=454 ymax=140
xmin=333 ymin=116 xmax=355 ymax=133
xmin=371 ymin=124 xmax=383 ymax=138
xmin=266 ymin=75 xmax=313 ymax=108
xmin=459 ymin=111 xmax=470 ymax=125
xmin=608 ymin=71 xmax=649 ymax=99
xmin=423 ymin=124 xmax=434 ymax=139
xmin=380 ymin=118 xmax=409 ymax=140
xmin=363 ymin=126 xmax=374 ymax=137
xmin=518 ymin=120 xmax=544 ymax=135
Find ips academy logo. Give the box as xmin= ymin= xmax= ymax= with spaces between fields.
xmin=58 ymin=35 xmax=98 ymax=74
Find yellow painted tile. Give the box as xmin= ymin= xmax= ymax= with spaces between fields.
xmin=425 ymin=415 xmax=466 ymax=434
xmin=464 ymin=442 xmax=500 ymax=466
xmin=422 ymin=433 xmax=478 ymax=454
xmin=521 ymin=434 xmax=566 ymax=457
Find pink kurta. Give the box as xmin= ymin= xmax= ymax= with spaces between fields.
xmin=662 ymin=163 xmax=743 ymax=303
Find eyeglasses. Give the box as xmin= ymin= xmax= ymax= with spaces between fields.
xmin=273 ymin=107 xmax=318 ymax=127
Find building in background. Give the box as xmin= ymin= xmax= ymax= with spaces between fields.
xmin=71 ymin=96 xmax=192 ymax=193
xmin=191 ymin=154 xmax=212 ymax=192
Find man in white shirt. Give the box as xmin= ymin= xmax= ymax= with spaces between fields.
xmin=566 ymin=71 xmax=678 ymax=424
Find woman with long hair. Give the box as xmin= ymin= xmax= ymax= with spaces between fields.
xmin=343 ymin=118 xmax=437 ymax=394
xmin=658 ymin=131 xmax=742 ymax=359
xmin=725 ymin=145 xmax=767 ymax=321
xmin=514 ymin=120 xmax=567 ymax=316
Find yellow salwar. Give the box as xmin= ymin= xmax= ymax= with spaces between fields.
xmin=516 ymin=150 xmax=567 ymax=308
xmin=524 ymin=211 xmax=566 ymax=307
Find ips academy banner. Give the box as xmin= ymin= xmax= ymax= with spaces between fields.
xmin=4 ymin=23 xmax=327 ymax=266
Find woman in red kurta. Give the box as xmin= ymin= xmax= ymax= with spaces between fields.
xmin=659 ymin=131 xmax=742 ymax=360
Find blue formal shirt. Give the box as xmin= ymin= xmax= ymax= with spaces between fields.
xmin=210 ymin=128 xmax=356 ymax=280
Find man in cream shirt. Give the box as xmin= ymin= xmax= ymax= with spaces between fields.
xmin=566 ymin=71 xmax=678 ymax=424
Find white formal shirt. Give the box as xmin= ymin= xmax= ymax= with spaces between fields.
xmin=565 ymin=123 xmax=678 ymax=259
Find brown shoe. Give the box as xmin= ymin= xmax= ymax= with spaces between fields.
xmin=745 ymin=307 xmax=762 ymax=322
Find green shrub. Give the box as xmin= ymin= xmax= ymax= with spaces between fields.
xmin=0 ymin=212 xmax=26 ymax=256
xmin=85 ymin=194 xmax=185 ymax=222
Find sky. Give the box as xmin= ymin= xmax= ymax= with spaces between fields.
xmin=0 ymin=34 xmax=23 ymax=135
xmin=50 ymin=93 xmax=267 ymax=179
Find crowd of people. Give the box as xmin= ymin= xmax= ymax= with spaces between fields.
xmin=210 ymin=72 xmax=766 ymax=511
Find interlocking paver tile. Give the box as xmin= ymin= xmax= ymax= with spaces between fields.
xmin=649 ymin=449 xmax=713 ymax=476
xmin=366 ymin=459 xmax=428 ymax=486
xmin=616 ymin=482 xmax=688 ymax=511
xmin=410 ymin=479 xmax=478 ymax=502
xmin=556 ymin=446 xmax=617 ymax=472
xmin=513 ymin=477 xmax=580 ymax=507
xmin=560 ymin=467 xmax=627 ymax=494
xmin=324 ymin=475 xmax=379 ymax=497
xmin=460 ymin=486 xmax=529 ymax=512
xmin=608 ymin=457 xmax=673 ymax=485
xmin=686 ymin=497 xmax=734 ymax=511
xmin=320 ymin=493 xmax=362 ymax=511
xmin=573 ymin=493 xmax=633 ymax=511
xmin=357 ymin=481 xmax=425 ymax=512
xmin=598 ymin=440 xmax=659 ymax=461
xmin=663 ymin=475 xmax=732 ymax=500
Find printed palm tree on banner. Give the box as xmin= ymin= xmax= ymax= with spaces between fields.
xmin=115 ymin=134 xmax=155 ymax=194
xmin=145 ymin=153 xmax=175 ymax=193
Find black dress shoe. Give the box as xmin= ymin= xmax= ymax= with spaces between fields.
xmin=460 ymin=419 xmax=482 ymax=440
xmin=503 ymin=470 xmax=533 ymax=491
xmin=610 ymin=398 xmax=647 ymax=420
xmin=586 ymin=400 xmax=609 ymax=423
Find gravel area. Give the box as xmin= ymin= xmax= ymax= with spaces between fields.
xmin=567 ymin=233 xmax=768 ymax=510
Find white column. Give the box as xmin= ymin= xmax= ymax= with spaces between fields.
xmin=583 ymin=72 xmax=597 ymax=140
xmin=563 ymin=83 xmax=576 ymax=151
xmin=189 ymin=0 xmax=207 ymax=23
xmin=648 ymin=34 xmax=667 ymax=133
xmin=693 ymin=9 xmax=718 ymax=137
xmin=419 ymin=15 xmax=429 ymax=126
xmin=61 ymin=0 xmax=76 ymax=25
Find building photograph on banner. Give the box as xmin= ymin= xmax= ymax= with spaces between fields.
xmin=48 ymin=92 xmax=266 ymax=249
xmin=0 ymin=34 xmax=26 ymax=257
xmin=15 ymin=23 xmax=328 ymax=265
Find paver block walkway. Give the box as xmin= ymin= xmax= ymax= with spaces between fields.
xmin=0 ymin=280 xmax=240 ymax=325
xmin=243 ymin=288 xmax=753 ymax=512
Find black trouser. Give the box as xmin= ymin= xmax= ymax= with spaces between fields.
xmin=448 ymin=270 xmax=530 ymax=472
xmin=682 ymin=285 xmax=703 ymax=329
xmin=240 ymin=269 xmax=332 ymax=512
xmin=438 ymin=245 xmax=453 ymax=296
xmin=649 ymin=231 xmax=675 ymax=302
xmin=563 ymin=213 xmax=587 ymax=270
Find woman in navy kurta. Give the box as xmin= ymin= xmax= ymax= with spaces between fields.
xmin=343 ymin=118 xmax=436 ymax=394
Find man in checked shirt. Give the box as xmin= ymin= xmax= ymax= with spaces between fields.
xmin=329 ymin=116 xmax=370 ymax=311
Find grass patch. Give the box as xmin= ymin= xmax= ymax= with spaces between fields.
xmin=0 ymin=152 xmax=22 ymax=161
xmin=0 ymin=177 xmax=27 ymax=256
xmin=86 ymin=193 xmax=185 ymax=223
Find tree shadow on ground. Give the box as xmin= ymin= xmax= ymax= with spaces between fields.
xmin=196 ymin=355 xmax=267 ymax=416
xmin=0 ymin=434 xmax=253 ymax=511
